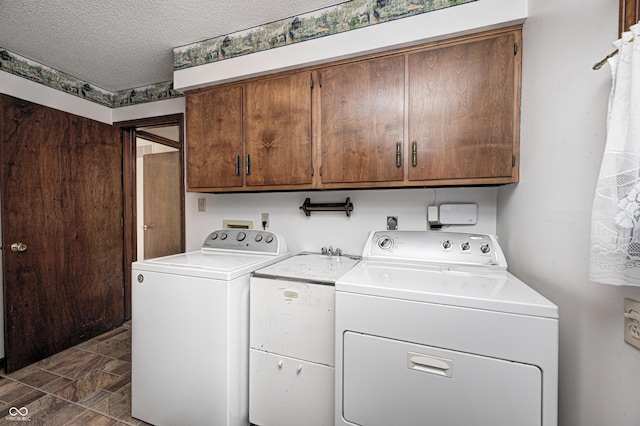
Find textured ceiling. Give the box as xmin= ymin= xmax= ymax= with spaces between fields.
xmin=0 ymin=0 xmax=341 ymax=92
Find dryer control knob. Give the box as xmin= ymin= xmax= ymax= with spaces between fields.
xmin=220 ymin=232 xmax=228 ymax=240
xmin=265 ymin=235 xmax=274 ymax=243
xmin=255 ymin=234 xmax=263 ymax=242
xmin=236 ymin=232 xmax=246 ymax=241
xmin=377 ymin=237 xmax=393 ymax=250
xmin=481 ymin=244 xmax=491 ymax=254
xmin=442 ymin=240 xmax=452 ymax=250
xmin=461 ymin=242 xmax=470 ymax=251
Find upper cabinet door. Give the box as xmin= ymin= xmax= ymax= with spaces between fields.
xmin=320 ymin=55 xmax=405 ymax=184
xmin=244 ymin=72 xmax=313 ymax=187
xmin=408 ymin=33 xmax=518 ymax=181
xmin=186 ymin=85 xmax=243 ymax=189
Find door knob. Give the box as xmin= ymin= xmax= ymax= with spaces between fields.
xmin=10 ymin=242 xmax=27 ymax=252
xmin=143 ymin=225 xmax=150 ymax=231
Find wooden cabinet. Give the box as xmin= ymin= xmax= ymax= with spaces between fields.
xmin=186 ymin=71 xmax=312 ymax=191
xmin=244 ymin=72 xmax=313 ymax=187
xmin=319 ymin=55 xmax=404 ymax=184
xmin=186 ymin=85 xmax=242 ymax=189
xmin=186 ymin=26 xmax=521 ymax=192
xmin=407 ymin=33 xmax=518 ymax=182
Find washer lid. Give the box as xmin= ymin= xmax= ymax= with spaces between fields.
xmin=132 ymin=250 xmax=290 ymax=280
xmin=253 ymin=252 xmax=360 ymax=284
xmin=336 ymin=261 xmax=558 ymax=319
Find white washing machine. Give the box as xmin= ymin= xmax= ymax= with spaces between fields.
xmin=249 ymin=252 xmax=360 ymax=426
xmin=335 ymin=231 xmax=558 ymax=426
xmin=131 ymin=229 xmax=289 ymax=426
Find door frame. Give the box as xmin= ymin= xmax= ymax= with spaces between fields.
xmin=620 ymin=0 xmax=639 ymax=36
xmin=115 ymin=113 xmax=185 ymax=319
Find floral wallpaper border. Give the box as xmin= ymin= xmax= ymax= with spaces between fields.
xmin=174 ymin=0 xmax=476 ymax=70
xmin=0 ymin=0 xmax=475 ymax=108
xmin=0 ymin=48 xmax=183 ymax=108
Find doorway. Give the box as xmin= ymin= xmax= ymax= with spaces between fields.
xmin=117 ymin=114 xmax=186 ymax=319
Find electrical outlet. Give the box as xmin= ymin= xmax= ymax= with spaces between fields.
xmin=624 ymin=298 xmax=640 ymax=350
xmin=261 ymin=213 xmax=269 ymax=229
xmin=387 ymin=216 xmax=398 ymax=230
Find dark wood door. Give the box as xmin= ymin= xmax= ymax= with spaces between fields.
xmin=244 ymin=72 xmax=313 ymax=187
xmin=408 ymin=33 xmax=517 ymax=181
xmin=1 ymin=95 xmax=124 ymax=372
xmin=320 ymin=55 xmax=405 ymax=184
xmin=186 ymin=85 xmax=243 ymax=189
xmin=143 ymin=151 xmax=181 ymax=259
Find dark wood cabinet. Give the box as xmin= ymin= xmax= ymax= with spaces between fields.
xmin=186 ymin=72 xmax=312 ymax=191
xmin=186 ymin=85 xmax=243 ymax=189
xmin=319 ymin=55 xmax=405 ymax=184
xmin=186 ymin=26 xmax=522 ymax=192
xmin=408 ymin=32 xmax=518 ymax=183
xmin=244 ymin=72 xmax=313 ymax=187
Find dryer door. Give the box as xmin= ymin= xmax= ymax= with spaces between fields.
xmin=342 ymin=332 xmax=542 ymax=426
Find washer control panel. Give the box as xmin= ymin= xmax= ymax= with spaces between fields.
xmin=365 ymin=230 xmax=506 ymax=269
xmin=201 ymin=229 xmax=286 ymax=254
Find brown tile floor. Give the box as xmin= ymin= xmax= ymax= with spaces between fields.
xmin=0 ymin=321 xmax=148 ymax=425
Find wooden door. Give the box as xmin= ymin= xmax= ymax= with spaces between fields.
xmin=319 ymin=55 xmax=405 ymax=184
xmin=186 ymin=85 xmax=243 ymax=189
xmin=143 ymin=151 xmax=181 ymax=259
xmin=408 ymin=33 xmax=517 ymax=181
xmin=1 ymin=95 xmax=124 ymax=372
xmin=244 ymin=72 xmax=312 ymax=187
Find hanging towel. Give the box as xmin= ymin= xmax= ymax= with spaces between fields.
xmin=590 ymin=23 xmax=640 ymax=286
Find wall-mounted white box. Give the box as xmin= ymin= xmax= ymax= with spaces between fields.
xmin=438 ymin=204 xmax=477 ymax=225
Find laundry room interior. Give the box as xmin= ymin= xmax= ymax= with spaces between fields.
xmin=0 ymin=0 xmax=639 ymax=425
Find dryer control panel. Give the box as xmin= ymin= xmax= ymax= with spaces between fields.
xmin=202 ymin=229 xmax=287 ymax=255
xmin=364 ymin=231 xmax=507 ymax=269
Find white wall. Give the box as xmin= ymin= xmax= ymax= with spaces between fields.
xmin=497 ymin=1 xmax=640 ymax=425
xmin=185 ymin=187 xmax=498 ymax=255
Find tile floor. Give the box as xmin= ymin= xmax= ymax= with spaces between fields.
xmin=0 ymin=321 xmax=147 ymax=425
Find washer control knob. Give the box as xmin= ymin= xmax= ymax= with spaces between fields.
xmin=442 ymin=240 xmax=452 ymax=250
xmin=236 ymin=232 xmax=246 ymax=241
xmin=481 ymin=243 xmax=491 ymax=254
xmin=377 ymin=237 xmax=393 ymax=250
xmin=255 ymin=234 xmax=263 ymax=242
xmin=461 ymin=242 xmax=470 ymax=251
xmin=265 ymin=235 xmax=274 ymax=243
xmin=210 ymin=232 xmax=218 ymax=240
xmin=220 ymin=232 xmax=228 ymax=240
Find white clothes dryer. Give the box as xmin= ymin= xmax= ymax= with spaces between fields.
xmin=335 ymin=231 xmax=558 ymax=426
xmin=131 ymin=229 xmax=289 ymax=426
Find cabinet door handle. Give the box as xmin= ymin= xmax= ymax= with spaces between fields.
xmin=235 ymin=155 xmax=241 ymax=176
xmin=407 ymin=352 xmax=453 ymax=378
xmin=246 ymin=154 xmax=251 ymax=176
xmin=396 ymin=142 xmax=402 ymax=168
xmin=411 ymin=141 xmax=418 ymax=167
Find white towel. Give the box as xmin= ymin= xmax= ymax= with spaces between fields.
xmin=590 ymin=23 xmax=640 ymax=286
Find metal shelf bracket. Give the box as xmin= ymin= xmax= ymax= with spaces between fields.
xmin=299 ymin=197 xmax=354 ymax=217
